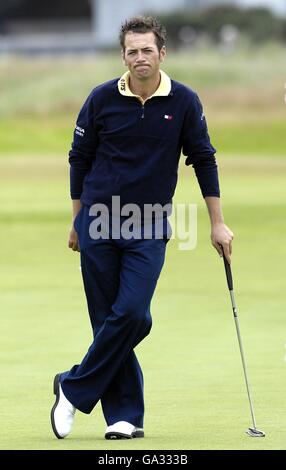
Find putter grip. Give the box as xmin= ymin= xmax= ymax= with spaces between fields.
xmin=222 ymin=252 xmax=233 ymax=291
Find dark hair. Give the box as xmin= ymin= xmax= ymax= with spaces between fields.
xmin=120 ymin=16 xmax=166 ymax=52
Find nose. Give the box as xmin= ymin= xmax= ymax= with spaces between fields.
xmin=135 ymin=51 xmax=146 ymax=63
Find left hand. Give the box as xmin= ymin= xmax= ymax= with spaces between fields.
xmin=211 ymin=223 xmax=234 ymax=264
xmin=68 ymin=226 xmax=80 ymax=252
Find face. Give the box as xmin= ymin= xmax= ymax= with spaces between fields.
xmin=122 ymin=31 xmax=166 ymax=81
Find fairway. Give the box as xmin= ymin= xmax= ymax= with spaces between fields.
xmin=0 ymin=50 xmax=286 ymax=450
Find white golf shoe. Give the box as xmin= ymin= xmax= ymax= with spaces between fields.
xmin=105 ymin=421 xmax=144 ymax=440
xmin=51 ymin=374 xmax=76 ymax=439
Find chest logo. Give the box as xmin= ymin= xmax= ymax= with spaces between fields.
xmin=164 ymin=115 xmax=173 ymax=120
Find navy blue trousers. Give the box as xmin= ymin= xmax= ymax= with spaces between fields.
xmin=61 ymin=205 xmax=167 ymax=428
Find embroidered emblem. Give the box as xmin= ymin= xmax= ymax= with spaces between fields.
xmin=164 ymin=115 xmax=173 ymax=120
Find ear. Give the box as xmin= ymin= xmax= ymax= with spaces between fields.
xmin=159 ymin=46 xmax=166 ymax=63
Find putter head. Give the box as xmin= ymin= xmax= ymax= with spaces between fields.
xmin=246 ymin=427 xmax=265 ymax=437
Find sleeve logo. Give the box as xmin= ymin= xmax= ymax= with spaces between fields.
xmin=75 ymin=125 xmax=85 ymax=137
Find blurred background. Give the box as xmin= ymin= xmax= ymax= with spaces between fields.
xmin=0 ymin=0 xmax=286 ymax=450
xmin=1 ymin=0 xmax=286 ymax=52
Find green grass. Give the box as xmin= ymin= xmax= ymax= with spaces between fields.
xmin=0 ymin=117 xmax=74 ymax=155
xmin=1 ymin=49 xmax=285 ymax=157
xmin=1 ymin=47 xmax=285 ymax=118
xmin=210 ymin=119 xmax=286 ymax=156
xmin=0 ymin=115 xmax=285 ymax=157
xmin=0 ymin=154 xmax=286 ymax=450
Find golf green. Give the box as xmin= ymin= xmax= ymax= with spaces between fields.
xmin=0 ymin=154 xmax=285 ymax=450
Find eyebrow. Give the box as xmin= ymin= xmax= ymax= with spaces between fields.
xmin=126 ymin=46 xmax=155 ymax=52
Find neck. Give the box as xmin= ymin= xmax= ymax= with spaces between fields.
xmin=129 ymin=71 xmax=161 ymax=101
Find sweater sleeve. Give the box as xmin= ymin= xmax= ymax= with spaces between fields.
xmin=68 ymin=91 xmax=98 ymax=199
xmin=182 ymin=92 xmax=220 ymax=198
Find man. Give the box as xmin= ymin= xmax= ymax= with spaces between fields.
xmin=51 ymin=16 xmax=233 ymax=440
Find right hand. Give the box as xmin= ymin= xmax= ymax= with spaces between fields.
xmin=68 ymin=226 xmax=80 ymax=252
xmin=211 ymin=222 xmax=234 ymax=265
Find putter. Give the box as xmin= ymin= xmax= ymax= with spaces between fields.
xmin=221 ymin=247 xmax=265 ymax=437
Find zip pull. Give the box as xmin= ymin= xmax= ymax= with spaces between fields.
xmin=141 ymin=105 xmax=145 ymax=119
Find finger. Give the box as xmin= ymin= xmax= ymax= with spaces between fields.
xmin=213 ymin=242 xmax=223 ymax=257
xmin=68 ymin=233 xmax=76 ymax=249
xmin=72 ymin=239 xmax=80 ymax=252
xmin=72 ymin=240 xmax=79 ymax=251
xmin=69 ymin=239 xmax=76 ymax=250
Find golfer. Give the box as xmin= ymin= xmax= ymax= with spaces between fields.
xmin=51 ymin=16 xmax=234 ymax=440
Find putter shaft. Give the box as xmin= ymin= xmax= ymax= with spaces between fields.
xmin=229 ymin=289 xmax=257 ymax=430
xmin=221 ymin=250 xmax=264 ymax=436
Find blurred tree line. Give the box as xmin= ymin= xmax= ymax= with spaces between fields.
xmin=156 ymin=5 xmax=286 ymax=48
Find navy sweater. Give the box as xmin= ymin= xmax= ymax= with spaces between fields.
xmin=69 ymin=77 xmax=220 ymax=208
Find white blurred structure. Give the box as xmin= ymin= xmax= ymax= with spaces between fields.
xmin=91 ymin=0 xmax=187 ymax=47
